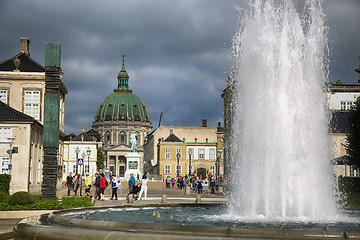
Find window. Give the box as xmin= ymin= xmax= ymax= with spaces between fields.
xmin=0 ymin=127 xmax=12 ymax=142
xmin=209 ymin=165 xmax=215 ymax=175
xmin=0 ymin=157 xmax=10 ymax=174
xmin=165 ymin=148 xmax=171 ymax=159
xmin=165 ymin=165 xmax=171 ymax=174
xmin=176 ymin=165 xmax=182 ymax=175
xmin=24 ymin=90 xmax=40 ymax=120
xmin=0 ymin=90 xmax=7 ymax=104
xmin=63 ymin=165 xmax=66 ymax=173
xmin=176 ymin=148 xmax=182 ymax=159
xmin=120 ymin=131 xmax=126 ymax=143
xmin=198 ymin=149 xmax=205 ymax=159
xmin=341 ymin=101 xmax=353 ymax=111
xmin=209 ymin=149 xmax=216 ymax=160
xmin=73 ymin=165 xmax=79 ymax=174
xmin=350 ymin=166 xmax=360 ymax=177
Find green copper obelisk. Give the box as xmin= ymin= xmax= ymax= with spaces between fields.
xmin=41 ymin=43 xmax=61 ymax=199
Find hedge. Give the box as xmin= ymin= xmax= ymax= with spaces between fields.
xmin=338 ymin=177 xmax=360 ymax=194
xmin=0 ymin=174 xmax=11 ymax=194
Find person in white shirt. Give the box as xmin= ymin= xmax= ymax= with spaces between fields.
xmin=138 ymin=174 xmax=148 ymax=200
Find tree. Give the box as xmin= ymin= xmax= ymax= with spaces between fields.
xmin=96 ymin=148 xmax=105 ymax=170
xmin=345 ymin=97 xmax=360 ymax=169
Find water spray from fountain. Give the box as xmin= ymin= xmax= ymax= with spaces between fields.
xmin=228 ymin=0 xmax=338 ymax=219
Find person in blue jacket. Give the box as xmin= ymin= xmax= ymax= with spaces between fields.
xmin=128 ymin=173 xmax=136 ymax=193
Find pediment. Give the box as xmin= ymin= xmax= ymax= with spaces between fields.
xmin=107 ymin=143 xmax=131 ymax=151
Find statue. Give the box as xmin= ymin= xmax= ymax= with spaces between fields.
xmin=129 ymin=131 xmax=137 ymax=152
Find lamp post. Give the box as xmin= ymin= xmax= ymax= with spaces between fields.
xmin=75 ymin=146 xmax=80 ymax=174
xmin=216 ymin=159 xmax=220 ymax=178
xmin=176 ymin=153 xmax=180 ymax=177
xmin=86 ymin=147 xmax=91 ymax=175
xmin=82 ymin=152 xmax=86 ymax=175
xmin=188 ymin=148 xmax=193 ymax=176
xmin=7 ymin=138 xmax=15 ymax=175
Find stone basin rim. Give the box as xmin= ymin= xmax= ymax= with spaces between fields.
xmin=14 ymin=203 xmax=360 ymax=240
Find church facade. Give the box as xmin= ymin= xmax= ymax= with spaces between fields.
xmin=92 ymin=58 xmax=152 ymax=179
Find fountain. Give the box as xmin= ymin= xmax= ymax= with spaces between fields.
xmin=13 ymin=0 xmax=360 ymax=239
xmin=227 ymin=0 xmax=337 ymax=220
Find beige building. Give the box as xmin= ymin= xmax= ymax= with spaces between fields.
xmin=0 ymin=37 xmax=67 ymax=194
xmin=144 ymin=121 xmax=224 ymax=179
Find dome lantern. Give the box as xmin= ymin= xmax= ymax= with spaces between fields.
xmin=117 ymin=55 xmax=130 ymax=91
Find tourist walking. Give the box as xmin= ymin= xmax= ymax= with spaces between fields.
xmin=171 ymin=178 xmax=175 ymax=188
xmin=210 ymin=177 xmax=216 ymax=197
xmin=197 ymin=177 xmax=203 ymax=194
xmin=85 ymin=173 xmax=93 ymax=198
xmin=138 ymin=174 xmax=148 ymax=200
xmin=65 ymin=172 xmax=74 ymax=196
xmin=99 ymin=173 xmax=107 ymax=201
xmin=110 ymin=174 xmax=119 ymax=200
xmin=74 ymin=174 xmax=81 ymax=196
xmin=129 ymin=173 xmax=136 ymax=193
xmin=94 ymin=173 xmax=101 ymax=200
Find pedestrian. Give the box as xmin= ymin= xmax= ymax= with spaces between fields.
xmin=99 ymin=173 xmax=107 ymax=201
xmin=85 ymin=173 xmax=93 ymax=198
xmin=129 ymin=173 xmax=136 ymax=193
xmin=65 ymin=172 xmax=74 ymax=196
xmin=197 ymin=177 xmax=203 ymax=194
xmin=210 ymin=177 xmax=216 ymax=197
xmin=171 ymin=178 xmax=175 ymax=188
xmin=110 ymin=174 xmax=119 ymax=200
xmin=93 ymin=173 xmax=101 ymax=200
xmin=138 ymin=174 xmax=148 ymax=200
xmin=215 ymin=177 xmax=219 ymax=193
xmin=179 ymin=176 xmax=184 ymax=190
xmin=166 ymin=176 xmax=171 ymax=188
xmin=74 ymin=174 xmax=81 ymax=196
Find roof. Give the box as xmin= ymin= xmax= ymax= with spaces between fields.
xmin=0 ymin=52 xmax=45 ymax=72
xmin=72 ymin=129 xmax=100 ymax=142
xmin=163 ymin=133 xmax=183 ymax=143
xmin=330 ymin=111 xmax=349 ymax=133
xmin=0 ymin=101 xmax=35 ymax=121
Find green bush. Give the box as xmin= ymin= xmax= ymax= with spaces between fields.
xmin=8 ymin=191 xmax=36 ymax=205
xmin=60 ymin=197 xmax=93 ymax=209
xmin=338 ymin=177 xmax=360 ymax=194
xmin=0 ymin=174 xmax=11 ymax=194
xmin=0 ymin=192 xmax=10 ymax=203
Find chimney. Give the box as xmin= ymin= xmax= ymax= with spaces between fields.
xmin=20 ymin=37 xmax=30 ymax=55
xmin=202 ymin=119 xmax=207 ymax=127
xmin=170 ymin=129 xmax=173 ymax=135
xmin=82 ymin=127 xmax=85 ymax=133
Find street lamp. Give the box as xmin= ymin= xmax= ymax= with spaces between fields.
xmin=7 ymin=138 xmax=15 ymax=175
xmin=176 ymin=153 xmax=181 ymax=177
xmin=86 ymin=147 xmax=91 ymax=175
xmin=75 ymin=146 xmax=80 ymax=174
xmin=188 ymin=148 xmax=193 ymax=176
xmin=82 ymin=152 xmax=86 ymax=175
xmin=216 ymin=159 xmax=220 ymax=178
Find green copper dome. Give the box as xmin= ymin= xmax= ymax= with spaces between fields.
xmin=94 ymin=60 xmax=151 ymax=123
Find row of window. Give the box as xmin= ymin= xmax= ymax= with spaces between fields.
xmin=340 ymin=101 xmax=354 ymax=111
xmin=0 ymin=127 xmax=12 ymax=143
xmin=0 ymin=89 xmax=40 ymax=120
xmin=164 ymin=165 xmax=215 ymax=175
xmin=165 ymin=148 xmax=216 ymax=160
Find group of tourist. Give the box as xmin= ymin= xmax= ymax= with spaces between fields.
xmin=65 ymin=172 xmax=149 ymax=201
xmin=164 ymin=175 xmax=227 ymax=197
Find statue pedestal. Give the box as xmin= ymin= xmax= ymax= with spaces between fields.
xmin=125 ymin=152 xmax=141 ymax=179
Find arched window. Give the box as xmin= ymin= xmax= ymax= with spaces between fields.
xmin=105 ymin=131 xmax=111 ymax=144
xmin=119 ymin=131 xmax=126 ymax=143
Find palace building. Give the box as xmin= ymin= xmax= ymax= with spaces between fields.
xmin=92 ymin=57 xmax=152 ymax=179
xmin=0 ymin=37 xmax=67 ymax=194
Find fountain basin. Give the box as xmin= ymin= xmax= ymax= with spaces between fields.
xmin=13 ymin=203 xmax=360 ymax=239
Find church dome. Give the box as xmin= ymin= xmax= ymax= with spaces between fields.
xmin=94 ymin=59 xmax=151 ymax=123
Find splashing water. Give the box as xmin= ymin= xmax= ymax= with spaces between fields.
xmin=228 ymin=0 xmax=338 ymax=219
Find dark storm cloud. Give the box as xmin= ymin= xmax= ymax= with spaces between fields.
xmin=0 ymin=0 xmax=359 ymax=134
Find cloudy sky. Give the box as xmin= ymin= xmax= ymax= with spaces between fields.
xmin=0 ymin=0 xmax=359 ymax=134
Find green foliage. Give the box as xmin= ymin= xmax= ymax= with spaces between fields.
xmin=61 ymin=196 xmax=93 ymax=209
xmin=8 ymin=191 xmax=36 ymax=205
xmin=344 ymin=193 xmax=360 ymax=208
xmin=0 ymin=174 xmax=11 ymax=194
xmin=0 ymin=196 xmax=93 ymax=210
xmin=346 ymin=97 xmax=360 ymax=169
xmin=0 ymin=192 xmax=10 ymax=203
xmin=97 ymin=148 xmax=105 ymax=170
xmin=338 ymin=177 xmax=360 ymax=194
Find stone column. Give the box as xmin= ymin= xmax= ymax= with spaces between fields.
xmin=41 ymin=43 xmax=61 ymax=199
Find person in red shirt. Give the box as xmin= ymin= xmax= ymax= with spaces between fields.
xmin=99 ymin=173 xmax=107 ymax=201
